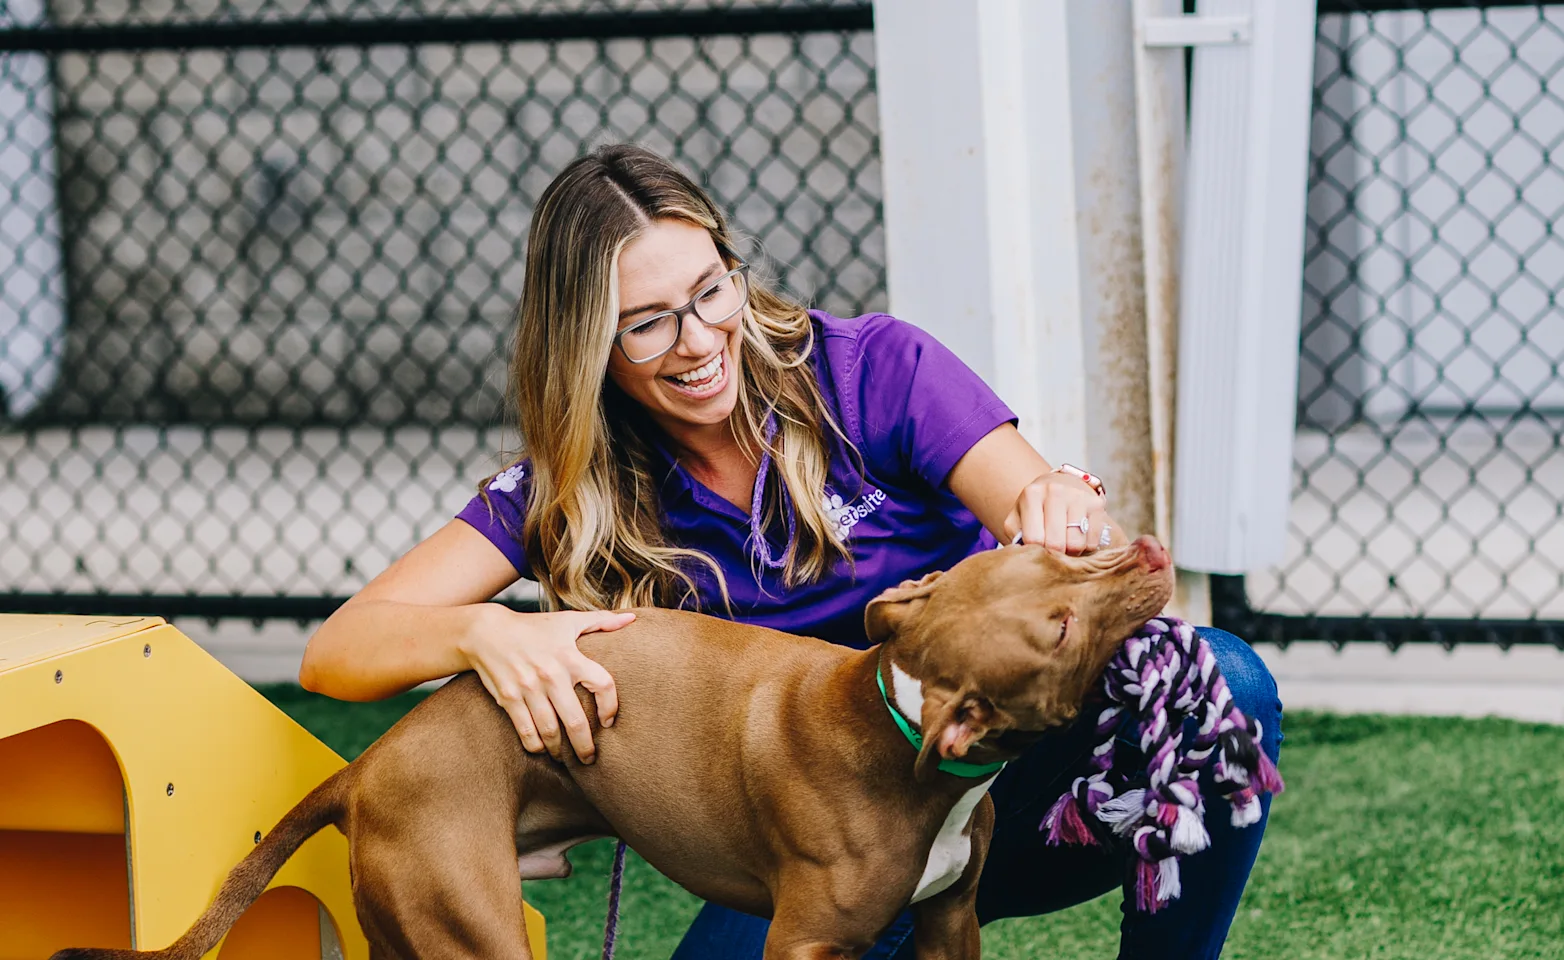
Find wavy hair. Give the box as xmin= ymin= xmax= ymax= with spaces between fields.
xmin=484 ymin=144 xmax=853 ymax=612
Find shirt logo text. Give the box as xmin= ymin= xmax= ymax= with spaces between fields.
xmin=823 ymin=487 xmax=887 ymax=541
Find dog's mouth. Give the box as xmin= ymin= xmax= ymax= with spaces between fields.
xmin=1100 ymin=539 xmax=1177 ymax=625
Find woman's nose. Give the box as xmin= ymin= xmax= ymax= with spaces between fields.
xmin=674 ymin=312 xmax=721 ymax=356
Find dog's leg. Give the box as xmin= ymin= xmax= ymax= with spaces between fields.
xmin=908 ymin=794 xmax=993 ymax=960
xmin=762 ymin=871 xmax=896 ymax=960
xmin=761 ymin=922 xmax=872 ymax=960
xmin=350 ymin=792 xmax=536 ymax=959
xmin=343 ymin=718 xmax=542 ymax=960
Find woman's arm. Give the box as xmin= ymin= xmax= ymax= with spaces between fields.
xmin=300 ymin=520 xmax=520 ymax=699
xmin=945 ymin=423 xmax=1127 ymax=554
xmin=300 ymin=518 xmax=632 ymax=763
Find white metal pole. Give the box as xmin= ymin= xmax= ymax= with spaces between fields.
xmin=1131 ymin=0 xmax=1205 ymax=618
xmin=875 ymin=0 xmax=1194 ymax=550
xmin=1131 ymin=0 xmax=1187 ymax=552
xmin=873 ymin=0 xmax=1089 ymax=466
xmin=1170 ymin=0 xmax=1319 ymax=573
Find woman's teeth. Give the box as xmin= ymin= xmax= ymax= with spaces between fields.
xmin=669 ymin=354 xmax=724 ymax=390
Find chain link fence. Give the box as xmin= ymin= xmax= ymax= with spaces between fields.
xmin=1218 ymin=0 xmax=1564 ymax=647
xmin=0 ymin=0 xmax=880 ymax=619
xmin=5 ymin=0 xmax=1561 ymax=647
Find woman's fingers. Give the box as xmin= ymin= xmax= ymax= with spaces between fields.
xmin=1105 ymin=510 xmax=1130 ymax=548
xmin=1042 ymin=494 xmax=1070 ymax=553
xmin=562 ymin=610 xmax=627 ymax=732
xmin=575 ymin=655 xmax=620 ymax=728
xmin=1064 ymin=504 xmax=1088 ymax=555
xmin=576 ymin=609 xmax=637 ymax=635
xmin=1010 ymin=483 xmax=1047 ymax=545
xmin=503 ymin=699 xmax=545 ymax=755
xmin=519 ymin=680 xmax=565 ymax=761
xmin=1086 ymin=506 xmax=1118 ymax=551
xmin=543 ymin=667 xmax=599 ymax=763
xmin=1008 ymin=475 xmax=1119 ymax=556
xmin=472 ymin=663 xmax=548 ymax=754
xmin=464 ymin=609 xmax=631 ymax=761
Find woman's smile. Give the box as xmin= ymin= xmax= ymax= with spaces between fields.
xmin=662 ymin=350 xmax=728 ymax=398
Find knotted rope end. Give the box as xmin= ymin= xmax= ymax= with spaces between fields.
xmin=1134 ymin=858 xmax=1182 ymax=914
xmin=1042 ymin=790 xmax=1099 ymax=847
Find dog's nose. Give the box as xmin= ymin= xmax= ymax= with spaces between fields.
xmin=1134 ymin=536 xmax=1170 ymax=572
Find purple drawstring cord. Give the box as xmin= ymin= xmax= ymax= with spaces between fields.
xmin=748 ymin=413 xmax=796 ymax=571
xmin=601 ymin=840 xmax=628 ymax=960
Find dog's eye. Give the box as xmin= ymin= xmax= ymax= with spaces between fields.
xmin=1056 ymin=615 xmax=1072 ymax=647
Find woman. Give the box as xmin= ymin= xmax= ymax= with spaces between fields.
xmin=301 ymin=144 xmax=1281 ymax=959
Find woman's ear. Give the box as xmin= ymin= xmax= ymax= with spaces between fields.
xmin=863 ymin=570 xmax=944 ymax=645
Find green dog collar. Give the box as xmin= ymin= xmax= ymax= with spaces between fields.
xmin=875 ymin=655 xmax=1008 ymax=779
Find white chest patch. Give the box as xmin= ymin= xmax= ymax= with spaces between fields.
xmin=890 ymin=661 xmax=925 ymax=724
xmin=911 ymin=774 xmax=998 ymax=904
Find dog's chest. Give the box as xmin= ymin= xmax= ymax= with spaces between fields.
xmin=910 ymin=775 xmax=997 ymax=904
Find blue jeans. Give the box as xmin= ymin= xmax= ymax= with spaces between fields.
xmin=670 ymin=628 xmax=1282 ymax=960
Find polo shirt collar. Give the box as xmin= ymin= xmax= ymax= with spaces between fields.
xmin=645 ymin=431 xmax=692 ymax=500
xmin=643 ymin=427 xmax=759 ymax=526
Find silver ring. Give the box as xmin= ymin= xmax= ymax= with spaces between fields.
xmin=1098 ymin=524 xmax=1112 ymax=548
xmin=1067 ymin=517 xmax=1090 ymax=536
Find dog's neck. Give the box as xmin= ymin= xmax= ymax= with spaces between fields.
xmin=881 ymin=652 xmax=928 ymax=729
xmin=869 ymin=645 xmax=1010 ymax=780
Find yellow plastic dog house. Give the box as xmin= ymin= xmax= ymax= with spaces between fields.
xmin=0 ymin=614 xmax=546 ymax=959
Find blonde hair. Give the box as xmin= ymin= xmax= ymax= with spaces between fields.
xmin=487 ymin=144 xmax=853 ymax=612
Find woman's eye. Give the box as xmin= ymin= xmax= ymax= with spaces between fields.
xmin=698 ymin=279 xmax=727 ymax=301
xmin=625 ymin=314 xmax=674 ymax=339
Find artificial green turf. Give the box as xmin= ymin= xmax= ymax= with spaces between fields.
xmin=258 ymin=685 xmax=1564 ymax=959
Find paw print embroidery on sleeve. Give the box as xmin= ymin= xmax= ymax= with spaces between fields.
xmin=489 ymin=463 xmax=526 ymax=494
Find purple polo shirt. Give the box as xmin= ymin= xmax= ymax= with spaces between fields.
xmin=456 ymin=311 xmax=1017 ymax=648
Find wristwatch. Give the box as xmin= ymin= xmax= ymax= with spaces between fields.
xmin=1053 ymin=463 xmax=1107 ymax=503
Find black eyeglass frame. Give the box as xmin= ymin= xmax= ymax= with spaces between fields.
xmin=613 ymin=261 xmax=751 ymax=365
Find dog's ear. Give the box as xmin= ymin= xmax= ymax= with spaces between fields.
xmin=864 ymin=570 xmax=944 ymax=645
xmin=913 ymin=691 xmax=995 ymax=783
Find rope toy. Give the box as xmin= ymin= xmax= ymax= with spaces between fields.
xmin=1040 ymin=616 xmax=1284 ymax=913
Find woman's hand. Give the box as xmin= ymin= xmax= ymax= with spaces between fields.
xmin=1004 ymin=471 xmax=1125 ymax=555
xmin=460 ymin=605 xmax=636 ymax=764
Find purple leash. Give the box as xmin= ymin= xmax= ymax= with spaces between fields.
xmin=601 ymin=840 xmax=628 ymax=960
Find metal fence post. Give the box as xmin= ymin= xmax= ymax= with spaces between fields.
xmin=874 ymin=0 xmax=1176 ymax=550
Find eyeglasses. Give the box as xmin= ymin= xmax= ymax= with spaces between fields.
xmin=614 ymin=262 xmax=750 ymax=364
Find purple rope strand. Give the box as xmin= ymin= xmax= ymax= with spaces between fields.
xmin=601 ymin=840 xmax=628 ymax=960
xmin=1042 ymin=616 xmax=1283 ymax=912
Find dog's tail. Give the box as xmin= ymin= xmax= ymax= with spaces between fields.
xmin=49 ymin=766 xmax=351 ymax=960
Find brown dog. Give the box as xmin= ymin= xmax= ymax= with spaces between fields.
xmin=53 ymin=537 xmax=1174 ymax=960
